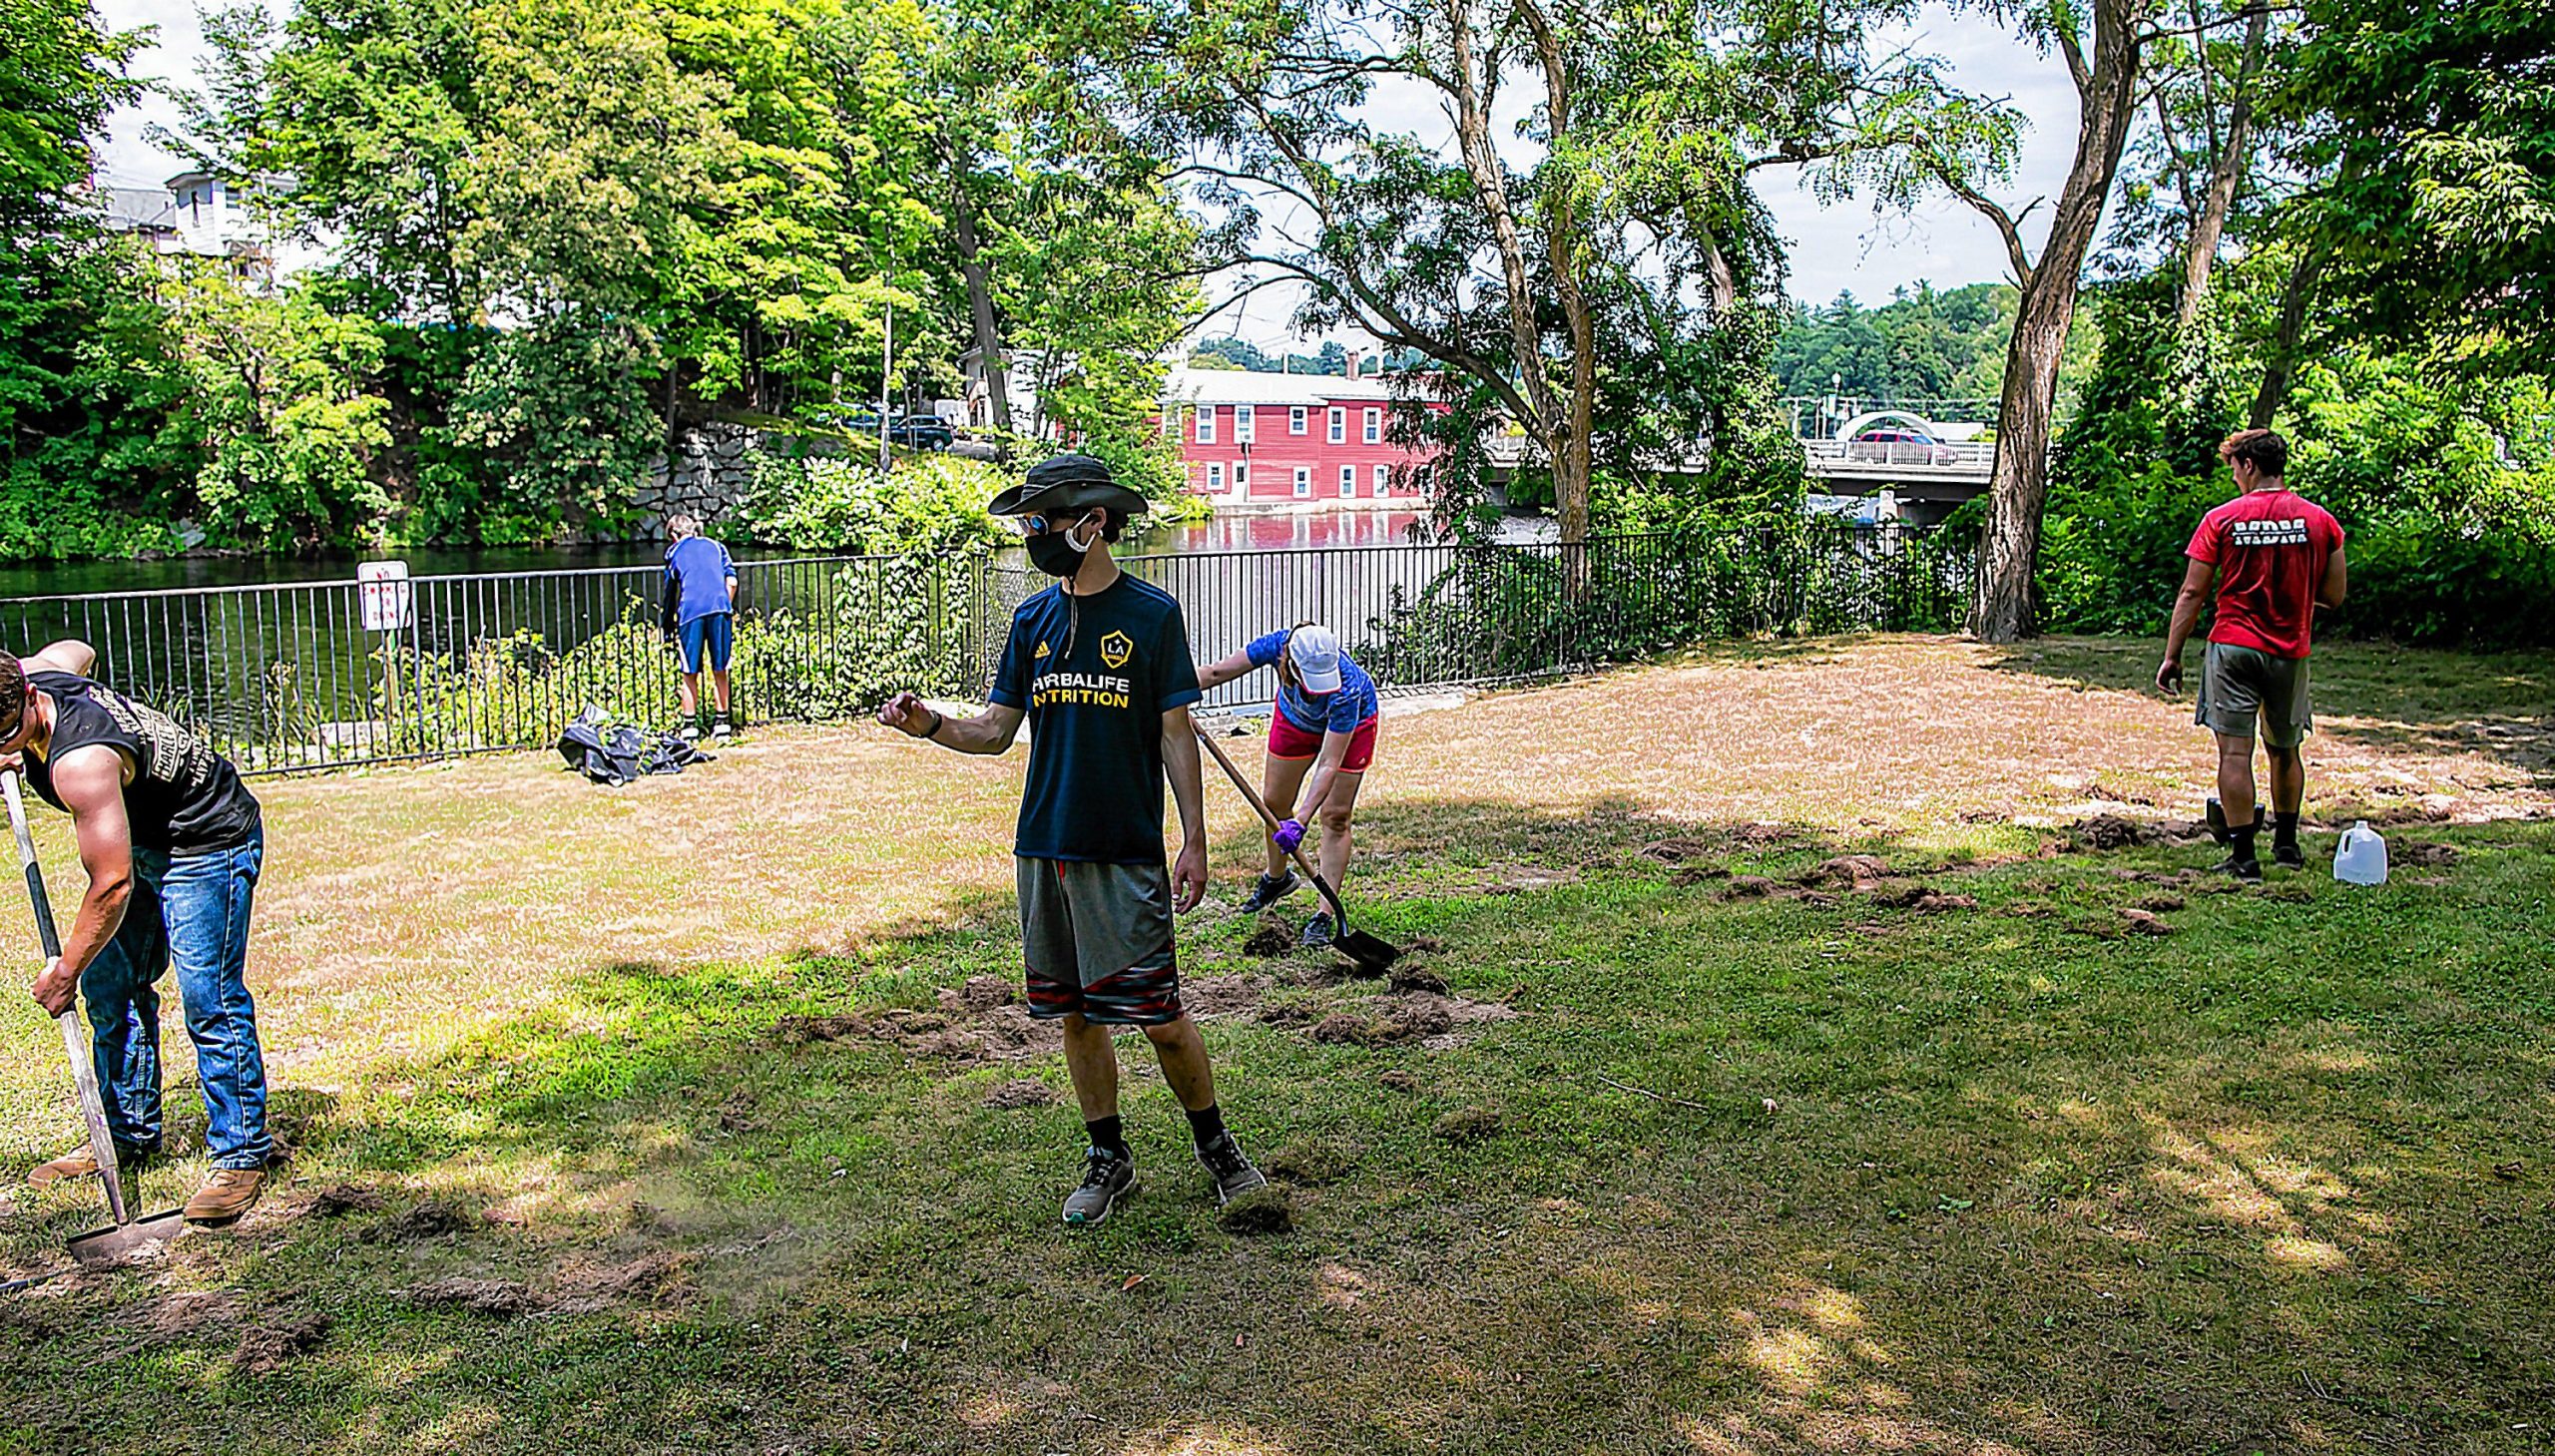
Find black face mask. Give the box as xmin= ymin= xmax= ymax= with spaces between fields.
xmin=1025 ymin=517 xmax=1098 ymax=577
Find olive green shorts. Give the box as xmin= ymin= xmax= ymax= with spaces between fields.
xmin=2197 ymin=642 xmax=2312 ymax=748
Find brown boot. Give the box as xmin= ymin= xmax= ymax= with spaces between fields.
xmin=28 ymin=1145 xmax=151 ymax=1188
xmin=183 ymin=1168 xmax=264 ymax=1225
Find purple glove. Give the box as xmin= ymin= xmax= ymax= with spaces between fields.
xmin=1271 ymin=818 xmax=1305 ymax=854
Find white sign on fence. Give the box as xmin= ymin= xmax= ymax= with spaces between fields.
xmin=357 ymin=560 xmax=412 ymax=632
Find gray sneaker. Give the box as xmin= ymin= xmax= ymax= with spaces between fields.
xmin=1062 ymin=1146 xmax=1136 ymax=1226
xmin=1299 ymin=912 xmax=1335 ymax=948
xmin=1196 ymin=1132 xmax=1267 ymax=1206
xmin=1240 ymin=871 xmax=1299 ymax=914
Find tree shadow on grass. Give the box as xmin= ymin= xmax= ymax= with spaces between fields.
xmin=4 ymin=804 xmax=2549 ymax=1454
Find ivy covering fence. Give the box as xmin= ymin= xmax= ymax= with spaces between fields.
xmin=0 ymin=525 xmax=1967 ymax=774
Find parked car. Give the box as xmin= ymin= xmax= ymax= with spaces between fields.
xmin=1847 ymin=427 xmax=1960 ymax=465
xmin=836 ymin=414 xmax=954 ymax=451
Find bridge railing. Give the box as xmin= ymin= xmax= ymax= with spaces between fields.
xmin=1802 ymin=438 xmax=1996 ymax=469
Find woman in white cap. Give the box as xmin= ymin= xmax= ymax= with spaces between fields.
xmin=1195 ymin=623 xmax=1379 ymax=946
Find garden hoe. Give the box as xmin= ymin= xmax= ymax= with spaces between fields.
xmin=1195 ymin=728 xmax=1399 ymax=975
xmin=3 ymin=770 xmax=188 ymax=1268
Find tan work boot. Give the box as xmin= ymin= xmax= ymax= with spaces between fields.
xmin=183 ymin=1168 xmax=264 ymax=1225
xmin=28 ymin=1145 xmax=151 ymax=1187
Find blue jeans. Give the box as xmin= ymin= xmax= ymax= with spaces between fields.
xmin=81 ymin=829 xmax=270 ymax=1170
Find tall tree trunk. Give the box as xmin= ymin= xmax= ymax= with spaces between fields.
xmin=2176 ymin=6 xmax=2268 ymax=330
xmin=1968 ymin=0 xmax=2144 ymax=643
xmin=2249 ymin=241 xmax=2328 ymax=428
xmin=1517 ymin=0 xmax=1594 ymax=550
xmin=949 ymin=178 xmax=1013 ymax=450
xmin=1444 ymin=0 xmax=1571 ymax=534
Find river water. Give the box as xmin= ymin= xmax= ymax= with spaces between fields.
xmin=0 ymin=509 xmax=1452 ymax=600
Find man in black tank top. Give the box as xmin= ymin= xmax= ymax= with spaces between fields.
xmin=1 ymin=641 xmax=274 ymax=1224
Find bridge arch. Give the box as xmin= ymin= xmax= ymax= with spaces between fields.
xmin=1834 ymin=408 xmax=1942 ymax=443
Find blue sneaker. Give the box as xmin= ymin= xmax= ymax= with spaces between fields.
xmin=1299 ymin=912 xmax=1335 ymax=948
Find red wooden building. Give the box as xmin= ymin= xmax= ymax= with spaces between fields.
xmin=1156 ymin=362 xmax=1442 ymax=508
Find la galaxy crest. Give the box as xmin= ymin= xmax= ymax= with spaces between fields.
xmin=1099 ymin=630 xmax=1134 ymax=671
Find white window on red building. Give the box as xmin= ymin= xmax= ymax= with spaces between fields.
xmin=1327 ymin=406 xmax=1345 ymax=443
xmin=1363 ymin=407 xmax=1381 ymax=443
xmin=1292 ymin=465 xmax=1310 ymax=498
xmin=1236 ymin=404 xmax=1255 ymax=442
xmin=1373 ymin=463 xmax=1391 ymax=496
xmin=1234 ymin=461 xmax=1250 ymax=490
xmin=1206 ymin=462 xmax=1224 ymax=492
xmin=1338 ymin=464 xmax=1355 ymax=497
xmin=1289 ymin=405 xmax=1306 ymax=434
xmin=1196 ymin=407 xmax=1215 ymax=444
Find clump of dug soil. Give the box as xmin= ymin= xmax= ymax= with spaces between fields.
xmin=1798 ymin=855 xmax=1894 ymax=890
xmin=1264 ymin=1139 xmax=1360 ymax=1187
xmin=302 ymin=1183 xmax=383 ymax=1217
xmin=1243 ymin=924 xmax=1296 ymax=957
xmin=1432 ymin=1106 xmax=1504 ymax=1145
xmin=1871 ymin=883 xmax=1977 ymax=912
xmin=373 ymin=1200 xmax=473 ymax=1242
xmin=1379 ymin=1070 xmax=1422 ymax=1093
xmin=1216 ymin=1187 xmax=1295 ymax=1234
xmin=1388 ymin=965 xmax=1448 ymax=995
xmin=2396 ymin=841 xmax=2460 ymax=866
xmin=2118 ymin=907 xmax=2174 ymax=936
xmin=233 ymin=1314 xmax=331 ymax=1375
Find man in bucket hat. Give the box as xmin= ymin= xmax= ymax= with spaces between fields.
xmin=878 ymin=454 xmax=1266 ymax=1224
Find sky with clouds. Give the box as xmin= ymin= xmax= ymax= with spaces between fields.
xmin=89 ymin=0 xmax=2086 ymax=344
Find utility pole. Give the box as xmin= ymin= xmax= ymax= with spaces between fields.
xmin=879 ymin=299 xmax=894 ymax=475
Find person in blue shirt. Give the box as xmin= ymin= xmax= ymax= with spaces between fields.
xmin=876 ymin=454 xmax=1265 ymax=1226
xmin=1195 ymin=622 xmax=1380 ymax=947
xmin=659 ymin=514 xmax=738 ymax=739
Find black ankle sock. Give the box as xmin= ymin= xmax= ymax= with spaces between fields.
xmin=1085 ymin=1116 xmax=1127 ymax=1158
xmin=1185 ymin=1104 xmax=1227 ymax=1148
xmin=2274 ymin=811 xmax=2300 ymax=847
xmin=2232 ymin=826 xmax=2260 ymax=863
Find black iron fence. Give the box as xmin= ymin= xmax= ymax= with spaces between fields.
xmin=0 ymin=524 xmax=1966 ymax=774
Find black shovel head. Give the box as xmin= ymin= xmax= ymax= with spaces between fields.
xmin=67 ymin=1209 xmax=189 ymax=1268
xmin=1331 ymin=927 xmax=1400 ymax=975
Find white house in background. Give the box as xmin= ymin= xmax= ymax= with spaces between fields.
xmin=88 ymin=171 xmax=299 ymax=282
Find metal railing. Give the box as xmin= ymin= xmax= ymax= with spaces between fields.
xmin=0 ymin=525 xmax=1966 ymax=775
xmin=1801 ymin=438 xmax=1997 ymax=470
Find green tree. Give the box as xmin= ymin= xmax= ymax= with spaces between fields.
xmin=2247 ymin=0 xmax=2555 ymax=421
xmin=165 ymin=267 xmax=393 ymax=550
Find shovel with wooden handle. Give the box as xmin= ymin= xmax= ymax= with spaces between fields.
xmin=3 ymin=769 xmax=188 ymax=1266
xmin=1194 ymin=727 xmax=1399 ymax=975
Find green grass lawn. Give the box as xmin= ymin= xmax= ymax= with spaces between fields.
xmin=0 ymin=637 xmax=2547 ymax=1455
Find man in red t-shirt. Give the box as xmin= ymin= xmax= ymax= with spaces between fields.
xmin=2157 ymin=429 xmax=2348 ymax=878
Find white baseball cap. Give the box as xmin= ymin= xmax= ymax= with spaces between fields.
xmin=1286 ymin=625 xmax=1343 ymax=694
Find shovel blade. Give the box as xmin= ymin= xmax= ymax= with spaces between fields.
xmin=67 ymin=1210 xmax=189 ymax=1268
xmin=1332 ymin=929 xmax=1399 ymax=975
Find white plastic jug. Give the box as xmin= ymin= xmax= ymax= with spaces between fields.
xmin=2333 ymin=820 xmax=2388 ymax=885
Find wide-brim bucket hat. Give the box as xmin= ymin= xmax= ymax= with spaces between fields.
xmin=987 ymin=453 xmax=1149 ymax=519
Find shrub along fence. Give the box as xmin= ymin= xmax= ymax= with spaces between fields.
xmin=0 ymin=524 xmax=1966 ymax=774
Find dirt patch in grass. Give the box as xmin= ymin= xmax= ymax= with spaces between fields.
xmin=1241 ymin=924 xmax=1296 ymax=956
xmin=980 ymin=1078 xmax=1061 ymax=1110
xmin=2396 ymin=841 xmax=2461 ymax=866
xmin=1304 ymin=993 xmax=1517 ymax=1050
xmin=406 ymin=1276 xmax=542 ymax=1316
xmin=143 ymin=1290 xmax=238 ymax=1339
xmin=554 ymin=1251 xmax=694 ymax=1308
xmin=233 ymin=1314 xmax=331 ymax=1375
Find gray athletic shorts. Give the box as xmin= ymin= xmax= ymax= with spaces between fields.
xmin=2197 ymin=642 xmax=2312 ymax=748
xmin=1015 ymin=857 xmax=1182 ymax=1026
